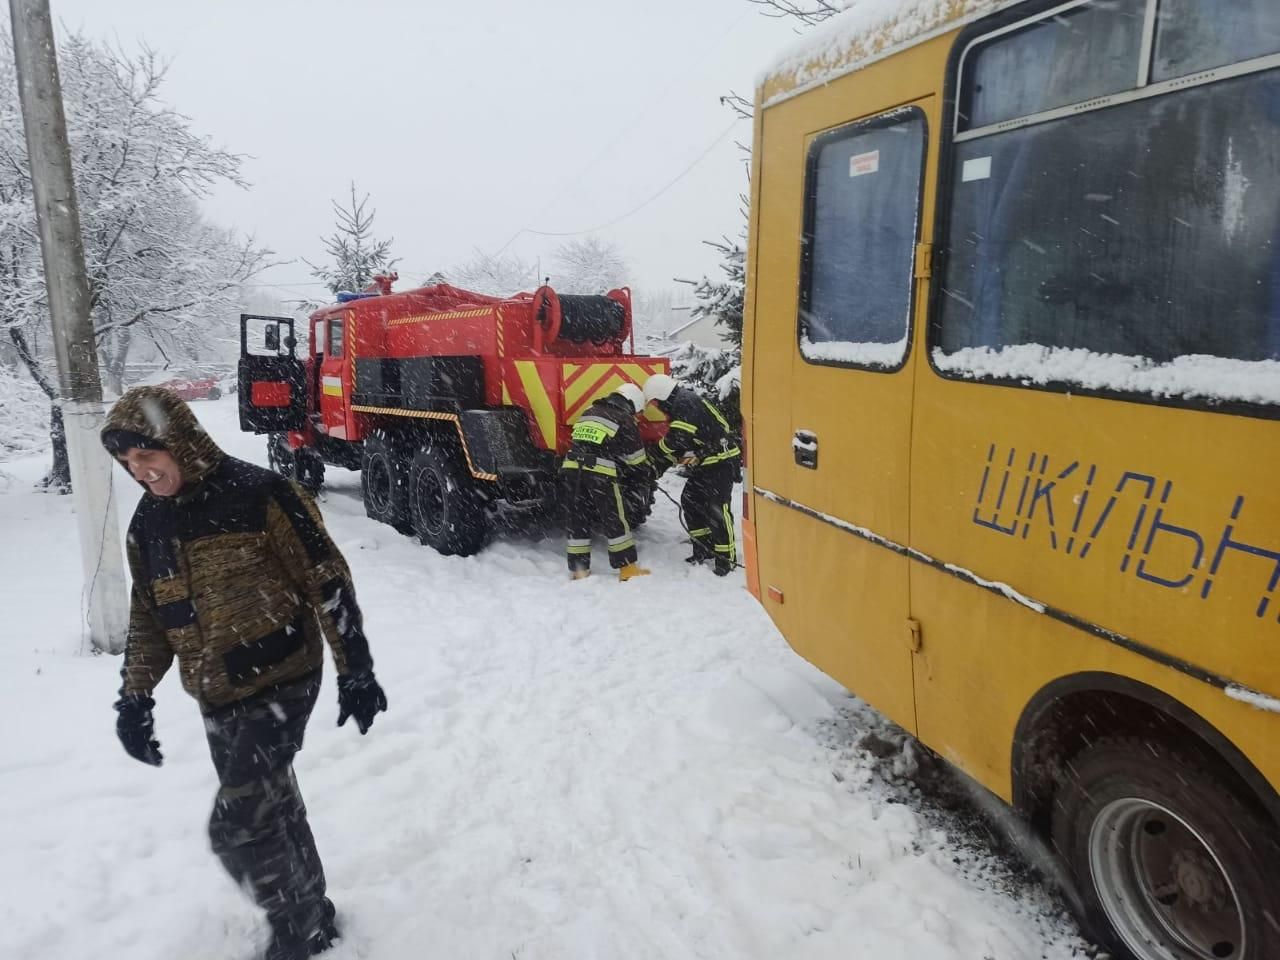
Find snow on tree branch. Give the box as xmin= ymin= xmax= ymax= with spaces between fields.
xmin=0 ymin=28 xmax=273 ymax=484
xmin=305 ymin=183 xmax=398 ymax=296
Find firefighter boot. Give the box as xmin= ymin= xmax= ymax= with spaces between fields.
xmin=571 ymin=568 xmax=591 ymax=581
xmin=713 ymin=557 xmax=733 ymax=577
xmin=618 ymin=562 xmax=650 ymax=582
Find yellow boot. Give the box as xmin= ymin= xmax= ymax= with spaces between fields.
xmin=618 ymin=562 xmax=651 ymax=582
xmin=571 ymin=568 xmax=591 ymax=581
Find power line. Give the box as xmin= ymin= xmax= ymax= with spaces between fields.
xmin=491 ymin=9 xmax=754 ymax=256
xmin=503 ymin=118 xmax=741 ymax=242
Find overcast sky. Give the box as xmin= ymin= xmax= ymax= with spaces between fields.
xmin=49 ymin=0 xmax=800 ymax=300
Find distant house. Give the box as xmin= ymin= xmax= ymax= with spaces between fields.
xmin=662 ymin=312 xmax=730 ymax=349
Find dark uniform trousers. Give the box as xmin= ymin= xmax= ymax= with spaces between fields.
xmin=564 ymin=469 xmax=638 ymax=572
xmin=682 ymin=461 xmax=737 ymax=564
xmin=205 ymin=673 xmax=328 ymax=945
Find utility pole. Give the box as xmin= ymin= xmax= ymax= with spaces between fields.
xmin=11 ymin=0 xmax=127 ymax=653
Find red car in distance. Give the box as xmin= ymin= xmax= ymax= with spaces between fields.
xmin=156 ymin=370 xmax=224 ymax=401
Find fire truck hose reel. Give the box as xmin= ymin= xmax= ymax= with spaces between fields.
xmin=533 ymin=286 xmax=627 ymax=345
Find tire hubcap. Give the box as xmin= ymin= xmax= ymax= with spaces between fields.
xmin=1089 ymin=798 xmax=1244 ymax=959
xmin=414 ymin=467 xmax=445 ymax=536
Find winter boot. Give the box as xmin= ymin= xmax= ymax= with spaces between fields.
xmin=713 ymin=557 xmax=733 ymax=577
xmin=571 ymin=568 xmax=591 ymax=581
xmin=684 ymin=554 xmax=707 ymax=565
xmin=618 ymin=563 xmax=651 ymax=582
xmin=263 ymin=901 xmax=338 ymax=960
xmin=317 ymin=898 xmax=339 ymax=948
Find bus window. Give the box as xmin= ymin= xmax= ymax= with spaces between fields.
xmin=1153 ymin=0 xmax=1280 ymax=81
xmin=959 ymin=0 xmax=1144 ymax=131
xmin=937 ymin=66 xmax=1280 ymax=403
xmin=798 ymin=108 xmax=925 ymax=368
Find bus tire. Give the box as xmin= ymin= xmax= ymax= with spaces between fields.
xmin=1051 ymin=736 xmax=1280 ymax=960
xmin=408 ymin=435 xmax=487 ymax=556
xmin=361 ymin=427 xmax=410 ymax=533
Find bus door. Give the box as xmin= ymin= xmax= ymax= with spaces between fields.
xmin=759 ymin=98 xmax=934 ymax=735
xmin=318 ymin=313 xmax=348 ymax=439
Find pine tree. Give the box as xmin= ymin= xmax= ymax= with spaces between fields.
xmin=687 ymin=237 xmax=745 ymax=349
xmin=306 ymin=183 xmax=398 ymax=296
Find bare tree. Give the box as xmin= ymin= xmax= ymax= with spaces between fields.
xmin=747 ymin=0 xmax=847 ymax=26
xmin=305 ymin=183 xmax=397 ymax=296
xmin=0 ymin=30 xmax=272 ymax=488
xmin=446 ymin=250 xmax=538 ymax=296
xmin=552 ymin=236 xmax=629 ymax=294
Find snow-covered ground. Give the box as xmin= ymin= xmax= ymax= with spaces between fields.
xmin=0 ymin=396 xmax=1089 ymax=960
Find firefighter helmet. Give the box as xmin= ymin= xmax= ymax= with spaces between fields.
xmin=642 ymin=374 xmax=676 ymax=405
xmin=614 ymin=382 xmax=645 ymax=414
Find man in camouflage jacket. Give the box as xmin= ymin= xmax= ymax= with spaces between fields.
xmin=101 ymin=386 xmax=387 ymax=960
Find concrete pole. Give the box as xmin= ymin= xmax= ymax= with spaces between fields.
xmin=10 ymin=0 xmax=127 ymax=654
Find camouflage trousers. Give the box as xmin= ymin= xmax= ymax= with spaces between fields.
xmin=204 ymin=673 xmax=328 ymax=946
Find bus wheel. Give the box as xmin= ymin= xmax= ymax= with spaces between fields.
xmin=408 ymin=436 xmax=487 ymax=556
xmin=361 ymin=428 xmax=410 ymax=533
xmin=1051 ymin=736 xmax=1279 ymax=960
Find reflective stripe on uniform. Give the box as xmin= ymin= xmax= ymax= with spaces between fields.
xmin=620 ymin=448 xmax=647 ymax=466
xmin=701 ymin=446 xmax=741 ymax=466
xmin=571 ymin=415 xmax=619 ymax=445
xmin=701 ymin=398 xmax=731 ymax=431
xmin=608 ymin=537 xmax=636 ymax=553
xmin=611 ymin=482 xmax=632 ymax=536
xmin=668 ymin=420 xmax=697 ymax=434
xmin=562 ymin=458 xmax=618 ymax=477
xmin=577 ymin=415 xmax=620 ymax=434
xmin=720 ymin=503 xmax=737 ymax=562
xmin=567 ymin=541 xmax=592 ymax=555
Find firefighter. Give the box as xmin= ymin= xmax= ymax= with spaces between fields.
xmin=561 ymin=383 xmax=651 ymax=581
xmin=642 ymin=374 xmax=741 ymax=576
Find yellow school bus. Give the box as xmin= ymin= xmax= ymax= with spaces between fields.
xmin=742 ymin=1 xmax=1280 ymax=956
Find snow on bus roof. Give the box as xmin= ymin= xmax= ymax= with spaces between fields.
xmin=758 ymin=0 xmax=1018 ymax=106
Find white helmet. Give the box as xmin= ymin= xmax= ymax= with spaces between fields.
xmin=613 ymin=382 xmax=645 ymax=414
xmin=642 ymin=373 xmax=676 ymax=405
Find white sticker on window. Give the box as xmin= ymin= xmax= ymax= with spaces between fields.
xmin=849 ymin=150 xmax=880 ymax=177
xmin=962 ymin=156 xmax=992 ymax=182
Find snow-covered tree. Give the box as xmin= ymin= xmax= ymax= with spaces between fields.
xmin=0 ymin=30 xmax=272 ymax=488
xmin=551 ymin=236 xmax=629 ymax=294
xmin=446 ymin=251 xmax=538 ymax=296
xmin=306 ymin=184 xmax=397 ymax=296
xmin=684 ymin=237 xmax=745 ymax=349
xmin=669 ymin=341 xmax=742 ymax=437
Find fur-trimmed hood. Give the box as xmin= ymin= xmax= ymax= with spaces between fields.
xmin=101 ymin=386 xmax=224 ymax=489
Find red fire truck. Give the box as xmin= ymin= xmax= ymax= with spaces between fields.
xmin=238 ymin=276 xmax=669 ymax=556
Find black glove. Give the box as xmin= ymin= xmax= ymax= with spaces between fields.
xmin=114 ymin=694 xmax=163 ymax=767
xmin=337 ymin=671 xmax=388 ymax=735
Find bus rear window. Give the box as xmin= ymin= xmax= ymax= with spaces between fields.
xmin=936 ymin=68 xmax=1280 ymax=408
xmin=798 ymin=107 xmax=925 ymax=369
xmin=1153 ymin=0 xmax=1280 ymax=81
xmin=959 ymin=0 xmax=1144 ymax=131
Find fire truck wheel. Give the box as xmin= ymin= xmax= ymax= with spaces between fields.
xmin=361 ymin=428 xmax=411 ymax=533
xmin=408 ymin=436 xmax=487 ymax=556
xmin=266 ymin=433 xmax=293 ymax=477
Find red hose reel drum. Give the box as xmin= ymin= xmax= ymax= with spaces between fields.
xmin=532 ymin=285 xmax=632 ymax=346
